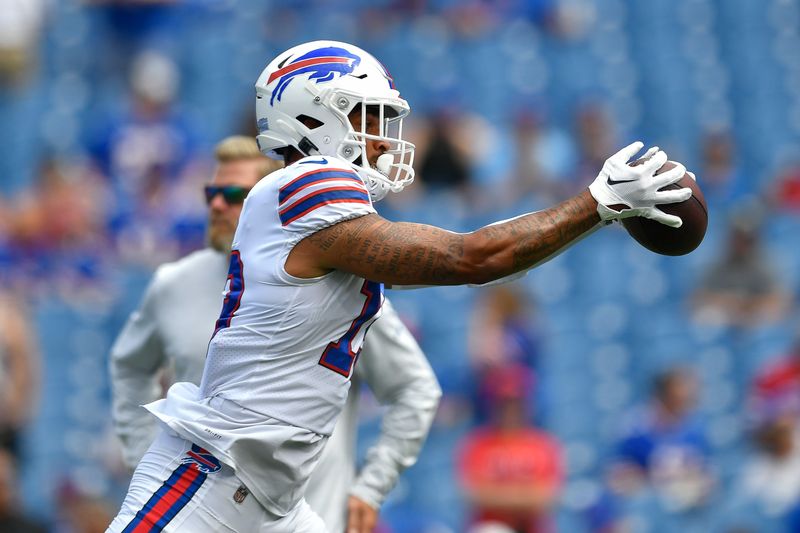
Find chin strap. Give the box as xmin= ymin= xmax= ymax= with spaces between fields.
xmin=297 ymin=136 xmax=320 ymax=156
xmin=360 ymin=154 xmax=396 ymax=202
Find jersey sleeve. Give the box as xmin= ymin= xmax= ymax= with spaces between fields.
xmin=277 ymin=160 xmax=375 ymax=242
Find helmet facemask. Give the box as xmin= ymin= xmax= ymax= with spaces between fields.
xmin=307 ymin=87 xmax=415 ymax=202
xmin=315 ymin=87 xmax=415 ymax=202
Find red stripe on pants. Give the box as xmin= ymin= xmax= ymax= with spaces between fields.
xmin=129 ymin=466 xmax=200 ymax=533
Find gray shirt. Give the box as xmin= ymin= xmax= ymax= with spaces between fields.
xmin=110 ymin=247 xmax=441 ymax=531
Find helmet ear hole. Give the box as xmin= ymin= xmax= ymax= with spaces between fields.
xmin=296 ymin=115 xmax=324 ymax=129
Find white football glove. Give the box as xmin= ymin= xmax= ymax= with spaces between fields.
xmin=589 ymin=141 xmax=692 ymax=228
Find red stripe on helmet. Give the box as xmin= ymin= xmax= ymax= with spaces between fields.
xmin=267 ymin=56 xmax=351 ymax=85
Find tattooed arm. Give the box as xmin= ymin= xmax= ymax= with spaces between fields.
xmin=285 ymin=189 xmax=601 ymax=286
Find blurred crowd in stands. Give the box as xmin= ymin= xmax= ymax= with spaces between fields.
xmin=2 ymin=0 xmax=800 ymax=532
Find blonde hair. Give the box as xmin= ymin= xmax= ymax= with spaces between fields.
xmin=214 ymin=135 xmax=283 ymax=177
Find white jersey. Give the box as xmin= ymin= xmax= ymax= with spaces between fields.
xmin=110 ymin=241 xmax=439 ymax=529
xmin=198 ymin=155 xmax=382 ymax=435
xmin=133 ymin=158 xmax=441 ymax=523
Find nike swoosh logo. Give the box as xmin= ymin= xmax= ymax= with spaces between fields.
xmin=300 ymin=158 xmax=328 ymax=165
xmin=607 ymin=177 xmax=637 ymax=185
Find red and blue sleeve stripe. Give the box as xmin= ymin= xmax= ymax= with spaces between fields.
xmin=279 ymin=187 xmax=370 ymax=226
xmin=279 ymin=168 xmax=364 ymax=205
xmin=122 ymin=463 xmax=207 ymax=533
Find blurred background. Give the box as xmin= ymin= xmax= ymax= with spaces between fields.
xmin=2 ymin=0 xmax=800 ymax=532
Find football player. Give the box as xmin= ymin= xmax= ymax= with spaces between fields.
xmin=108 ymin=40 xmax=693 ymax=532
xmin=109 ymin=135 xmax=440 ymax=533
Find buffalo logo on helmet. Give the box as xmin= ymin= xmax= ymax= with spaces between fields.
xmin=267 ymin=46 xmax=361 ymax=105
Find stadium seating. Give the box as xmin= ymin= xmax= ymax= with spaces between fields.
xmin=5 ymin=0 xmax=800 ymax=530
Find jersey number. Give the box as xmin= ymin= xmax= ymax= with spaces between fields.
xmin=319 ymin=280 xmax=383 ymax=377
xmin=214 ymin=250 xmax=245 ymax=336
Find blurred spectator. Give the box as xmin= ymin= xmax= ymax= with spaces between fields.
xmin=733 ymin=413 xmax=800 ymax=519
xmin=572 ymin=102 xmax=617 ymax=188
xmin=0 ymin=290 xmax=39 ymax=459
xmin=734 ymin=336 xmax=800 ymax=520
xmin=86 ymin=49 xmax=198 ymax=192
xmin=415 ymin=108 xmax=473 ymax=192
xmin=458 ymin=364 xmax=563 ymax=533
xmin=417 ymin=105 xmax=576 ymax=210
xmin=697 ymin=130 xmax=748 ymax=212
xmin=546 ymin=0 xmax=597 ymax=40
xmin=691 ymin=213 xmax=789 ymax=328
xmin=749 ymin=334 xmax=800 ymax=421
xmin=424 ymin=109 xmax=509 ymax=211
xmin=84 ymin=49 xmax=209 ymax=264
xmin=469 ymin=284 xmax=542 ymax=371
xmin=766 ymin=157 xmax=800 ymax=212
xmin=4 ymin=158 xmax=112 ymax=296
xmin=0 ymin=0 xmax=45 ymax=87
xmin=510 ymin=109 xmax=577 ymax=205
xmin=469 ymin=284 xmax=543 ymax=421
xmin=0 ymin=449 xmax=48 ymax=532
xmin=609 ymin=367 xmax=713 ymax=512
xmin=53 ymin=480 xmax=114 ymax=533
xmin=12 ymin=159 xmax=109 ymax=252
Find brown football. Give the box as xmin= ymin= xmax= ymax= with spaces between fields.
xmin=621 ymin=161 xmax=708 ymax=256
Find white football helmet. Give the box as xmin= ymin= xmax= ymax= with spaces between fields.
xmin=255 ymin=40 xmax=415 ymax=201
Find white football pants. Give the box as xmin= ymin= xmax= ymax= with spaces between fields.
xmin=106 ymin=429 xmax=327 ymax=533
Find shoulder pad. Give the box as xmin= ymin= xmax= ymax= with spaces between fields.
xmin=278 ymin=157 xmax=370 ymax=227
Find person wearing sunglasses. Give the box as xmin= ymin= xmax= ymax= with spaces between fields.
xmin=204 ymin=171 xmax=262 ymax=252
xmin=109 ymin=135 xmax=440 ymax=533
xmin=205 ymin=184 xmax=250 ymax=204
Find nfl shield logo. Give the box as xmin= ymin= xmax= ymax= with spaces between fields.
xmin=233 ymin=485 xmax=249 ymax=504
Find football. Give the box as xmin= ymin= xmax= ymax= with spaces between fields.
xmin=621 ymin=161 xmax=708 ymax=256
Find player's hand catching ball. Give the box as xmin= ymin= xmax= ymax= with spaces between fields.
xmin=347 ymin=495 xmax=378 ymax=533
xmin=589 ymin=141 xmax=692 ymax=228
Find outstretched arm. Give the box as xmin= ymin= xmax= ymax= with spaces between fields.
xmin=288 ymin=190 xmax=600 ymax=286
xmin=286 ymin=141 xmax=690 ymax=285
